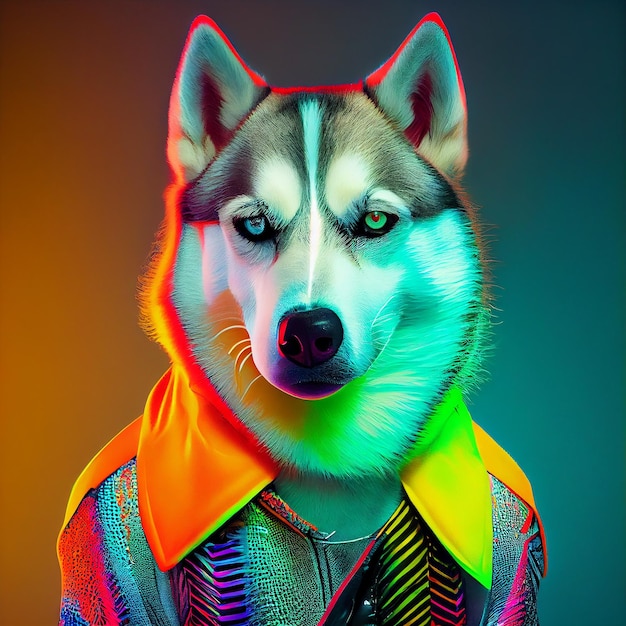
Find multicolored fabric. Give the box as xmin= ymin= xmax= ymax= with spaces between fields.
xmin=487 ymin=477 xmax=544 ymax=625
xmin=379 ymin=499 xmax=467 ymax=625
xmin=170 ymin=534 xmax=250 ymax=625
xmin=323 ymin=497 xmax=468 ymax=625
xmin=59 ymin=460 xmax=543 ymax=625
xmin=59 ymin=461 xmax=179 ymax=626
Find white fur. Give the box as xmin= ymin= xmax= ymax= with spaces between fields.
xmin=325 ymin=154 xmax=371 ymax=217
xmin=408 ymin=212 xmax=477 ymax=301
xmin=253 ymin=160 xmax=302 ymax=221
xmin=201 ymin=225 xmax=228 ymax=303
xmin=300 ymin=100 xmax=324 ymax=304
xmin=369 ymin=188 xmax=407 ymax=208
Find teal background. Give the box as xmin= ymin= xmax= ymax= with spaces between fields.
xmin=0 ymin=1 xmax=623 ymax=623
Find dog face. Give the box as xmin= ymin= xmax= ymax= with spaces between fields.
xmin=143 ymin=15 xmax=489 ymax=477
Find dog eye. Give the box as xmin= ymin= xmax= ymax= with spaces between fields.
xmin=358 ymin=211 xmax=398 ymax=237
xmin=234 ymin=215 xmax=276 ymax=242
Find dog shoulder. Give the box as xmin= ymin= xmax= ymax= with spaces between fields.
xmin=469 ymin=422 xmax=545 ymax=624
xmin=474 ymin=423 xmax=546 ymax=555
xmin=484 ymin=474 xmax=545 ymax=625
xmin=58 ymin=458 xmax=141 ymax=569
xmin=473 ymin=422 xmax=545 ymax=542
xmin=60 ymin=417 xmax=142 ymax=533
xmin=58 ymin=455 xmax=179 ymax=624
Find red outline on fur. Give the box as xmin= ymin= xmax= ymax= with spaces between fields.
xmin=185 ymin=16 xmax=268 ymax=88
xmin=364 ymin=12 xmax=467 ymax=113
xmin=273 ymin=83 xmax=362 ymax=94
xmin=150 ymin=186 xmax=259 ymax=441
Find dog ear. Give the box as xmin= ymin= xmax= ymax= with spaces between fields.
xmin=167 ymin=16 xmax=270 ymax=183
xmin=365 ymin=13 xmax=467 ymax=178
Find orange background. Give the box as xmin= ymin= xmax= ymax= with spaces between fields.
xmin=0 ymin=1 xmax=623 ymax=624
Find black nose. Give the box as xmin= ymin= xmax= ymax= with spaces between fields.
xmin=278 ymin=308 xmax=344 ymax=368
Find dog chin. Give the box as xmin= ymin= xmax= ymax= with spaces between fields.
xmin=268 ymin=361 xmax=359 ymax=400
xmin=267 ymin=367 xmax=355 ymax=400
xmin=278 ymin=380 xmax=345 ymax=400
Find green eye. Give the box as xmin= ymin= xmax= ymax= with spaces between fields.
xmin=365 ymin=211 xmax=387 ymax=230
xmin=360 ymin=211 xmax=398 ymax=237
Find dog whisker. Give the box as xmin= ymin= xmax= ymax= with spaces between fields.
xmin=233 ymin=346 xmax=252 ymax=372
xmin=238 ymin=351 xmax=254 ymax=373
xmin=228 ymin=338 xmax=252 ymax=355
xmin=372 ymin=312 xmax=395 ymax=328
xmin=241 ymin=374 xmax=263 ymax=400
xmin=214 ymin=316 xmax=246 ymax=324
xmin=371 ymin=294 xmax=398 ymax=330
xmin=213 ymin=324 xmax=247 ymax=340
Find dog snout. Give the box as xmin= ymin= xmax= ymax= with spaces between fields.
xmin=278 ymin=308 xmax=344 ymax=368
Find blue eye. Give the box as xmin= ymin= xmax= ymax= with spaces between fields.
xmin=234 ymin=214 xmax=275 ymax=242
xmin=244 ymin=216 xmax=266 ymax=236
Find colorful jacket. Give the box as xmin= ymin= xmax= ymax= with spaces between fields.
xmin=58 ymin=367 xmax=546 ymax=625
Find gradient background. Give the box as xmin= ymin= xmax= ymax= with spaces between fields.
xmin=0 ymin=1 xmax=624 ymax=624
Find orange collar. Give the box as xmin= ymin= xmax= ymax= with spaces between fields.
xmin=136 ymin=367 xmax=278 ymax=568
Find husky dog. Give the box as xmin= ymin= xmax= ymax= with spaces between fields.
xmin=59 ymin=13 xmax=545 ymax=626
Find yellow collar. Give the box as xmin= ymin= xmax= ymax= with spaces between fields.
xmin=400 ymin=387 xmax=492 ymax=587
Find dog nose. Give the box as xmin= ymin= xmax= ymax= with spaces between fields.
xmin=278 ymin=308 xmax=344 ymax=368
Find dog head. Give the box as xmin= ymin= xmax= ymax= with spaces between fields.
xmin=142 ymin=14 xmax=489 ymax=478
